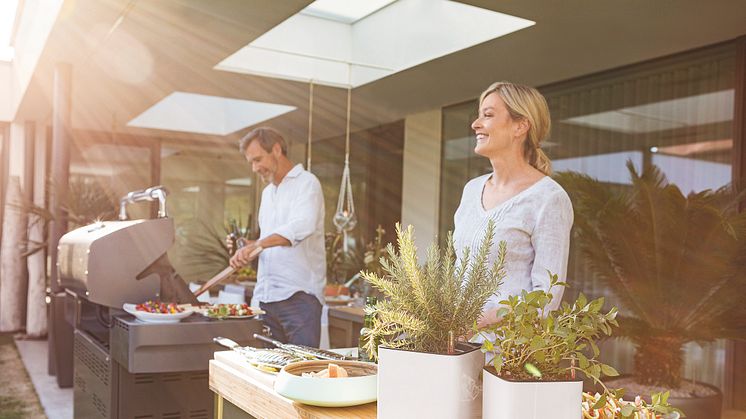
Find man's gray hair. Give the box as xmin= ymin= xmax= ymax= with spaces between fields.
xmin=239 ymin=127 xmax=288 ymax=155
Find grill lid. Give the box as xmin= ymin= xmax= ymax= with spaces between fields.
xmin=58 ymin=218 xmax=175 ymax=308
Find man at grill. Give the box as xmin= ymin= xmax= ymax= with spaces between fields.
xmin=229 ymin=127 xmax=326 ymax=347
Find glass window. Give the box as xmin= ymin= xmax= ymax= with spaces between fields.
xmin=161 ymin=140 xmax=258 ymax=283
xmin=438 ymin=99 xmax=484 ymax=242
xmin=544 ymin=49 xmax=735 ymax=196
xmin=313 ymin=121 xmax=404 ymax=241
xmin=544 ymin=45 xmax=735 ymax=393
xmin=313 ymin=121 xmax=404 ymax=282
xmin=68 ymin=138 xmax=152 ymax=228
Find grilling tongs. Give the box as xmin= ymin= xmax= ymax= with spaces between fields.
xmin=193 ymin=246 xmax=263 ymax=297
xmin=252 ymin=333 xmax=353 ymax=361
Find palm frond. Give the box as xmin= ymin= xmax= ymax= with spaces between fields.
xmin=555 ymin=162 xmax=746 ymax=346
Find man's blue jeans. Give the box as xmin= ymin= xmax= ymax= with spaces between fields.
xmin=259 ymin=291 xmax=322 ymax=347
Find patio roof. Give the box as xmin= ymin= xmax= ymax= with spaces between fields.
xmin=11 ymin=0 xmax=746 ymax=143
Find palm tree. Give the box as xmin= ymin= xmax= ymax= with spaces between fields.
xmin=555 ymin=162 xmax=746 ymax=388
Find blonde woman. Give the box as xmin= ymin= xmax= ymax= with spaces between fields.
xmin=454 ymin=81 xmax=573 ymax=326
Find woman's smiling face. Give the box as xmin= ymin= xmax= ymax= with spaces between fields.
xmin=471 ymin=92 xmax=523 ymax=158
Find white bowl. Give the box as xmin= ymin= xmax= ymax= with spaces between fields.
xmin=122 ymin=303 xmax=194 ymax=324
xmin=274 ymin=360 xmax=377 ymax=407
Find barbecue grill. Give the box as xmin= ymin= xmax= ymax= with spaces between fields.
xmin=58 ymin=186 xmax=262 ymax=419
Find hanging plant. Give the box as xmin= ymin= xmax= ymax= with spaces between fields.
xmin=332 ymin=87 xmax=357 ymax=252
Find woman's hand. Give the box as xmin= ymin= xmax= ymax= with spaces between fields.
xmin=477 ymin=306 xmax=507 ymax=329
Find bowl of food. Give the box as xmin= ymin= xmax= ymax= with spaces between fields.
xmin=123 ymin=301 xmax=194 ymax=324
xmin=274 ymin=360 xmax=377 ymax=407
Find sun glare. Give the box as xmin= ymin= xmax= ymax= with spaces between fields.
xmin=0 ymin=0 xmax=19 ymax=61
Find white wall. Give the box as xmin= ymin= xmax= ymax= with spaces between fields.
xmin=7 ymin=122 xmax=25 ymax=181
xmin=33 ymin=122 xmax=45 ymax=206
xmin=0 ymin=62 xmax=11 ymax=121
xmin=401 ymin=109 xmax=442 ymax=262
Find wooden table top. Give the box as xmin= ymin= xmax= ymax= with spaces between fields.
xmin=327 ymin=306 xmax=365 ymax=323
xmin=209 ymin=351 xmax=376 ymax=419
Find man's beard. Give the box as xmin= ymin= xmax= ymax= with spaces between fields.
xmin=258 ymin=157 xmax=278 ymax=184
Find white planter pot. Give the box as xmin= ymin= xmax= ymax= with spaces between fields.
xmin=482 ymin=368 xmax=582 ymax=419
xmin=377 ymin=344 xmax=483 ymax=419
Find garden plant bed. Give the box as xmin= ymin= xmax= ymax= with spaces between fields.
xmin=0 ymin=333 xmax=45 ymax=419
xmin=604 ymin=375 xmax=722 ymax=418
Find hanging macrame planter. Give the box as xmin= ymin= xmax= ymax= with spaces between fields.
xmin=307 ymin=80 xmax=314 ymax=172
xmin=332 ymin=87 xmax=357 ymax=252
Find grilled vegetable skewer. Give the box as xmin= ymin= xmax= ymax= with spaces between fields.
xmin=213 ymin=337 xmax=305 ymax=373
xmin=252 ymin=333 xmax=351 ymax=361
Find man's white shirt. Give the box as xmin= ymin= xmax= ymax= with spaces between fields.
xmin=251 ymin=164 xmax=326 ymax=306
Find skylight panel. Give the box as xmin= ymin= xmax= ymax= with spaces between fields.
xmin=216 ymin=0 xmax=535 ymax=88
xmin=127 ymin=92 xmax=296 ymax=136
xmin=301 ymin=0 xmax=396 ymax=24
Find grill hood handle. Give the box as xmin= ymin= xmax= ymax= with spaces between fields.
xmin=119 ymin=185 xmax=169 ymax=220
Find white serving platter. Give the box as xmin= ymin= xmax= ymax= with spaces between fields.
xmin=122 ymin=303 xmax=195 ymax=324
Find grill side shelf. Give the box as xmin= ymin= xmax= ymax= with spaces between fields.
xmin=110 ymin=315 xmax=263 ymax=374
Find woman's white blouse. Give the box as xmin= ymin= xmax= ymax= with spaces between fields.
xmin=453 ymin=175 xmax=574 ymax=312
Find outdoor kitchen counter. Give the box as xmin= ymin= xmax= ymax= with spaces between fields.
xmin=327 ymin=306 xmax=364 ymax=348
xmin=209 ymin=350 xmax=376 ymax=419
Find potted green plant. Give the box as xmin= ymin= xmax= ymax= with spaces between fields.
xmin=477 ymin=274 xmax=682 ymax=419
xmin=555 ymin=162 xmax=746 ymax=418
xmin=177 ymin=219 xmax=234 ymax=280
xmin=324 ymin=229 xmax=359 ymax=291
xmin=360 ymin=221 xmax=505 ymax=419
xmin=324 ymin=225 xmax=387 ymax=298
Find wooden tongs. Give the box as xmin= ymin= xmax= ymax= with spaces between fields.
xmin=193 ymin=246 xmax=263 ymax=297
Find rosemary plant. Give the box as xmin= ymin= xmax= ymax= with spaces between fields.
xmin=361 ymin=221 xmax=506 ymax=358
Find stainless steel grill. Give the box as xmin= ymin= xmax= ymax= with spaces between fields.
xmin=57 ymin=186 xmax=261 ymax=419
xmin=58 ymin=218 xmax=170 ymax=308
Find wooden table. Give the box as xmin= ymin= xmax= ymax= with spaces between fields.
xmin=327 ymin=306 xmax=364 ymax=349
xmin=209 ymin=351 xmax=376 ymax=419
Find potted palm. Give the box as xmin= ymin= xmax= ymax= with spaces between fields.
xmin=478 ymin=274 xmax=682 ymax=419
xmin=324 ymin=225 xmax=387 ymax=297
xmin=555 ymin=162 xmax=746 ymax=418
xmin=360 ymin=221 xmax=505 ymax=419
